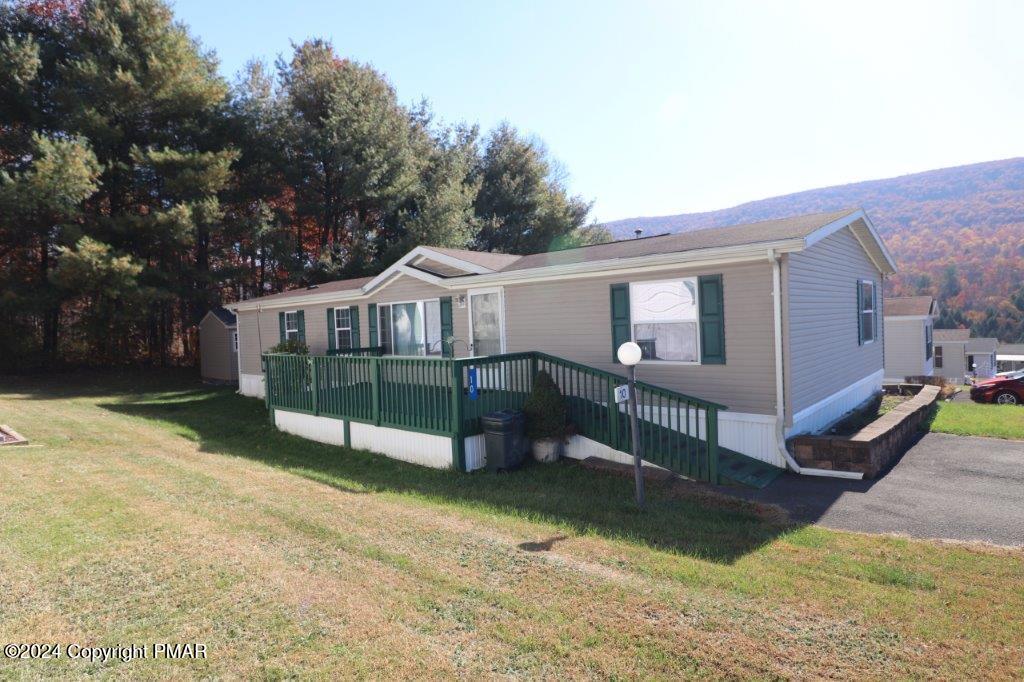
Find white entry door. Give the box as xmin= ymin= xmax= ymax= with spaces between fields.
xmin=468 ymin=288 xmax=505 ymax=357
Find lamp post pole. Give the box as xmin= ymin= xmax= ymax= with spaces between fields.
xmin=627 ymin=363 xmax=644 ymax=507
xmin=617 ymin=341 xmax=645 ymax=508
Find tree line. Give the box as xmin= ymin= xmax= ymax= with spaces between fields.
xmin=0 ymin=0 xmax=606 ymax=370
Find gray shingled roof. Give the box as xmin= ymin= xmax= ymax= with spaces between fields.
xmin=210 ymin=307 xmax=237 ymax=326
xmin=427 ymin=247 xmax=523 ymax=271
xmin=934 ymin=328 xmax=971 ymax=343
xmin=498 ymin=209 xmax=858 ymax=272
xmin=967 ymin=337 xmax=999 ymax=354
xmin=884 ymin=296 xmax=935 ymax=317
xmin=240 ymin=276 xmax=375 ymax=304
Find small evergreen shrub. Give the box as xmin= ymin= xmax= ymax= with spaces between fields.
xmin=523 ymin=370 xmax=568 ymax=441
xmin=269 ymin=339 xmax=309 ymax=354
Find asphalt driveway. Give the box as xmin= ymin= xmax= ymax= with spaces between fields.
xmin=731 ymin=432 xmax=1024 ymax=546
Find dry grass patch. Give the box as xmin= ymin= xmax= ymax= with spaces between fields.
xmin=0 ymin=370 xmax=1021 ymax=678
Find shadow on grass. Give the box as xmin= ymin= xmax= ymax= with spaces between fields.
xmin=98 ymin=393 xmax=801 ymax=565
xmin=1 ymin=368 xmax=204 ymax=401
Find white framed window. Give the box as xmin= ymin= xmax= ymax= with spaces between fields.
xmin=334 ymin=307 xmax=353 ymax=350
xmin=232 ymin=330 xmax=238 ymax=352
xmin=629 ymin=278 xmax=700 ymax=363
xmin=284 ymin=311 xmax=299 ymax=341
xmin=378 ymin=299 xmax=443 ymax=356
xmin=858 ymin=280 xmax=876 ymax=344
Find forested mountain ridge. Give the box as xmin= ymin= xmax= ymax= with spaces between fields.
xmin=603 ymin=158 xmax=1024 ymax=342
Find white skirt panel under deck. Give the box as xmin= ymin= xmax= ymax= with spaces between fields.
xmin=275 ymin=410 xmax=347 ymax=446
xmin=271 ymin=410 xmax=454 ymax=470
xmin=239 ymin=373 xmax=266 ymax=399
xmin=463 ymin=434 xmax=487 ymax=471
xmin=602 ymin=401 xmax=782 ymax=468
xmin=349 ymin=422 xmax=452 ymax=469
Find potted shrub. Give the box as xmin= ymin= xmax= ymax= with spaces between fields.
xmin=268 ymin=339 xmax=309 ymax=354
xmin=523 ymin=370 xmax=568 ymax=463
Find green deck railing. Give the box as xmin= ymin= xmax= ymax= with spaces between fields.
xmin=326 ymin=346 xmax=384 ymax=357
xmin=262 ymin=350 xmax=725 ymax=482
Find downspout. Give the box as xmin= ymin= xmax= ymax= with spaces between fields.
xmin=769 ymin=249 xmax=863 ymax=480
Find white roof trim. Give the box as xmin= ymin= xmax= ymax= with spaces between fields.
xmin=362 ymin=246 xmax=493 ymax=293
xmin=884 ymin=315 xmax=935 ymax=321
xmin=804 ymin=209 xmax=897 ymax=275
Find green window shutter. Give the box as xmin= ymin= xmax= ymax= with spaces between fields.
xmin=872 ymin=282 xmax=878 ymax=342
xmin=349 ymin=306 xmax=360 ymax=347
xmin=609 ymin=284 xmax=631 ymax=362
xmin=368 ymin=303 xmax=378 ymax=347
xmin=857 ymin=282 xmax=864 ymax=345
xmin=297 ymin=310 xmax=306 ymax=344
xmin=698 ymin=274 xmax=726 ymax=365
xmin=439 ymin=297 xmax=454 ymax=357
xmin=278 ymin=311 xmax=285 ymax=343
xmin=326 ymin=308 xmax=336 ymax=352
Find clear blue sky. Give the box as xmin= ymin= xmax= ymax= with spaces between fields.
xmin=174 ymin=0 xmax=1024 ymax=223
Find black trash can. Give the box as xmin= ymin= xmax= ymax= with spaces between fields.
xmin=482 ymin=409 xmax=526 ymax=472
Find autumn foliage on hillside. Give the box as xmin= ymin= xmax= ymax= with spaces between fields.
xmin=605 ymin=158 xmax=1024 ymax=342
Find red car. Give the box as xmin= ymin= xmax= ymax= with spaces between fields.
xmin=969 ymin=370 xmax=1024 ymax=405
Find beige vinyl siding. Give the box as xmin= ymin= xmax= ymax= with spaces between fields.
xmin=934 ymin=342 xmax=968 ymax=382
xmin=237 ymin=274 xmax=471 ymax=375
xmin=785 ymin=226 xmax=884 ymax=418
xmin=883 ymin=318 xmax=931 ymax=379
xmin=238 ymin=309 xmax=279 ymax=374
xmin=503 ymin=261 xmax=777 ymax=415
xmin=199 ymin=315 xmax=237 ymax=382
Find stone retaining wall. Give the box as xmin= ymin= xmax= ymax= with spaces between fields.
xmin=788 ymin=385 xmax=941 ymax=478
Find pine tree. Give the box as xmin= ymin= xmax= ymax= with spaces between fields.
xmin=472 ymin=123 xmax=599 ymax=254
xmin=279 ymin=40 xmax=421 ymax=278
xmin=53 ymin=0 xmax=235 ymax=363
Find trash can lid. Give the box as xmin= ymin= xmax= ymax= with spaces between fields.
xmin=482 ymin=409 xmax=519 ymax=426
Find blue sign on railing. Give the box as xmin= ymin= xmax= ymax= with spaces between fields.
xmin=468 ymin=367 xmax=479 ymax=401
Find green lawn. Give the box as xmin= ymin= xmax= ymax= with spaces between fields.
xmin=1 ymin=371 xmax=1022 ymax=678
xmin=930 ymin=400 xmax=1024 ymax=440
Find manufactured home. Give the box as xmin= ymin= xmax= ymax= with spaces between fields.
xmin=226 ymin=208 xmax=896 ymax=478
xmin=199 ymin=307 xmax=238 ymax=384
xmin=932 ymin=328 xmax=1000 ymax=382
xmin=882 ymin=296 xmax=937 ymax=382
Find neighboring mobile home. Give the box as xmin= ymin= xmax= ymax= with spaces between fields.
xmin=882 ymin=296 xmax=937 ymax=382
xmin=932 ymin=328 xmax=1000 ymax=382
xmin=226 ymin=208 xmax=896 ymax=471
xmin=199 ymin=307 xmax=238 ymax=384
xmin=997 ymin=343 xmax=1024 ymax=372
